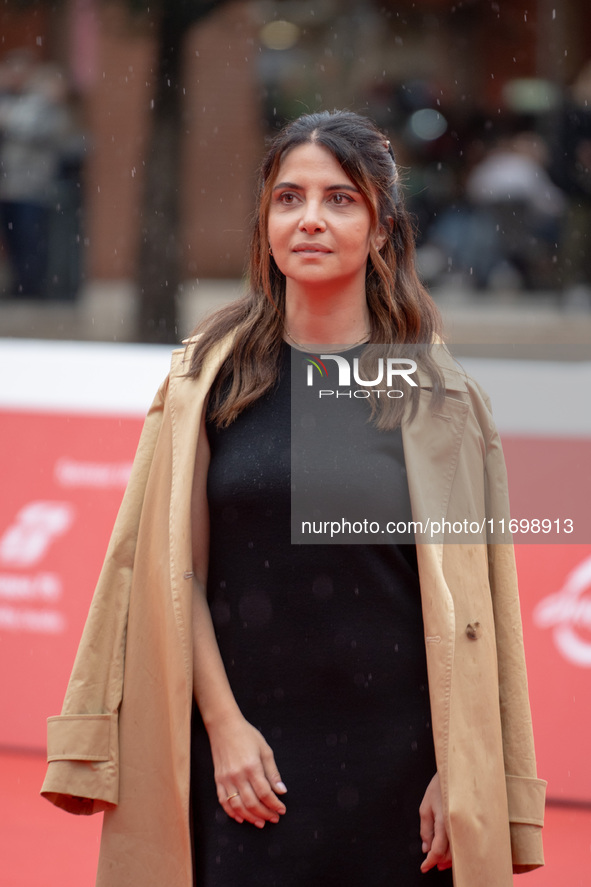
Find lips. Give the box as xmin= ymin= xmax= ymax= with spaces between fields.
xmin=292 ymin=243 xmax=332 ymax=253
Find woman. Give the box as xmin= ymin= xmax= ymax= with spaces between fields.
xmin=41 ymin=111 xmax=545 ymax=887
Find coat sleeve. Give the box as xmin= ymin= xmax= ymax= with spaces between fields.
xmin=40 ymin=376 xmax=169 ymax=815
xmin=478 ymin=383 xmax=547 ymax=871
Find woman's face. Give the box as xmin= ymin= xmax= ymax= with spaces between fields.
xmin=267 ymin=142 xmax=382 ymax=297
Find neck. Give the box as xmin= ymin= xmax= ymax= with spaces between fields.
xmin=284 ymin=280 xmax=370 ymax=347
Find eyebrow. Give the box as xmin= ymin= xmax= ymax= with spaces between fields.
xmin=272 ymin=182 xmax=360 ymax=193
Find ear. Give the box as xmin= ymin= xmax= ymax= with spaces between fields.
xmin=373 ymin=217 xmax=393 ymax=251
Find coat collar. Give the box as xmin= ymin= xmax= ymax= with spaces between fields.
xmin=414 ymin=342 xmax=468 ymax=393
xmin=177 ymin=333 xmax=468 ymax=392
xmin=170 ymin=332 xmax=470 ymax=549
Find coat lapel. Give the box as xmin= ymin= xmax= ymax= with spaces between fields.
xmin=166 ymin=334 xmax=235 ymax=682
xmin=401 ymin=349 xmax=470 ymax=546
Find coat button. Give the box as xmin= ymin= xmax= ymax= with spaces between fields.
xmin=466 ymin=622 xmax=482 ymax=640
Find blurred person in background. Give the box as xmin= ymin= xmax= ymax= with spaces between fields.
xmin=426 ymin=130 xmax=565 ymax=291
xmin=464 ymin=131 xmax=565 ymax=290
xmin=41 ymin=111 xmax=545 ymax=887
xmin=0 ymin=51 xmax=78 ymax=299
xmin=552 ymin=61 xmax=591 ymax=307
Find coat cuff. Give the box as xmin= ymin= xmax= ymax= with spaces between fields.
xmin=506 ymin=774 xmax=547 ymax=870
xmin=40 ymin=713 xmax=119 ymax=814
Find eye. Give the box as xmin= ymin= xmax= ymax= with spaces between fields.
xmin=329 ymin=192 xmax=354 ymax=205
xmin=276 ymin=191 xmax=299 ymax=205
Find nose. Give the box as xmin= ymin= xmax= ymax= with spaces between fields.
xmin=298 ymin=200 xmax=326 ymax=233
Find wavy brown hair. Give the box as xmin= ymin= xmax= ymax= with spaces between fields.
xmin=188 ymin=110 xmax=444 ymax=428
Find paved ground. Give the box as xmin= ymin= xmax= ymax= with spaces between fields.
xmin=1 ymin=749 xmax=589 ymax=886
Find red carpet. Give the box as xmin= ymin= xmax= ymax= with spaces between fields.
xmin=1 ymin=749 xmax=589 ymax=885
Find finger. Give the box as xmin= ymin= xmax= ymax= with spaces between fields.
xmin=261 ymin=746 xmax=288 ymax=796
xmin=420 ymin=821 xmax=449 ymax=873
xmin=437 ymin=851 xmax=453 ymax=871
xmin=218 ymin=773 xmax=281 ymax=827
xmin=217 ymin=786 xmax=244 ymax=824
xmin=250 ymin=776 xmax=287 ymax=816
xmin=251 ymin=765 xmax=287 ymax=815
xmin=240 ymin=750 xmax=286 ymax=818
xmin=419 ymin=808 xmax=435 ymax=849
xmin=421 ymin=833 xmax=434 ymax=855
xmin=230 ymin=781 xmax=277 ymax=827
xmin=220 ymin=799 xmax=265 ymax=829
xmin=434 ymin=845 xmax=453 ymax=871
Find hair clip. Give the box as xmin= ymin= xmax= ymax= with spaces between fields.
xmin=383 ymin=139 xmax=396 ymax=164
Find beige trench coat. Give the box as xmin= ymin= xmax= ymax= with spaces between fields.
xmin=41 ymin=335 xmax=546 ymax=887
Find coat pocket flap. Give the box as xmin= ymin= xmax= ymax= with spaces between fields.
xmin=47 ymin=713 xmax=115 ymax=762
xmin=506 ymin=774 xmax=547 ymax=826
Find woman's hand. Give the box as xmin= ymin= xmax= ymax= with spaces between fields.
xmin=207 ymin=713 xmax=287 ymax=828
xmin=419 ymin=772 xmax=452 ymax=873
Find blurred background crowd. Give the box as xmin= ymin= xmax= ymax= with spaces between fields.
xmin=0 ymin=0 xmax=590 ymax=339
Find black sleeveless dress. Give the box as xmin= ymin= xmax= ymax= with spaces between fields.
xmin=190 ymin=343 xmax=453 ymax=886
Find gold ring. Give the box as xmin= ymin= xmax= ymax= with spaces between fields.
xmin=226 ymin=792 xmax=240 ymax=801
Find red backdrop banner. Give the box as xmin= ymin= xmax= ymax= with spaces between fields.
xmin=0 ymin=343 xmax=589 ymax=804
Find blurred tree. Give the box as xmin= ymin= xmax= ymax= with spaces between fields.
xmin=130 ymin=0 xmax=229 ymax=343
